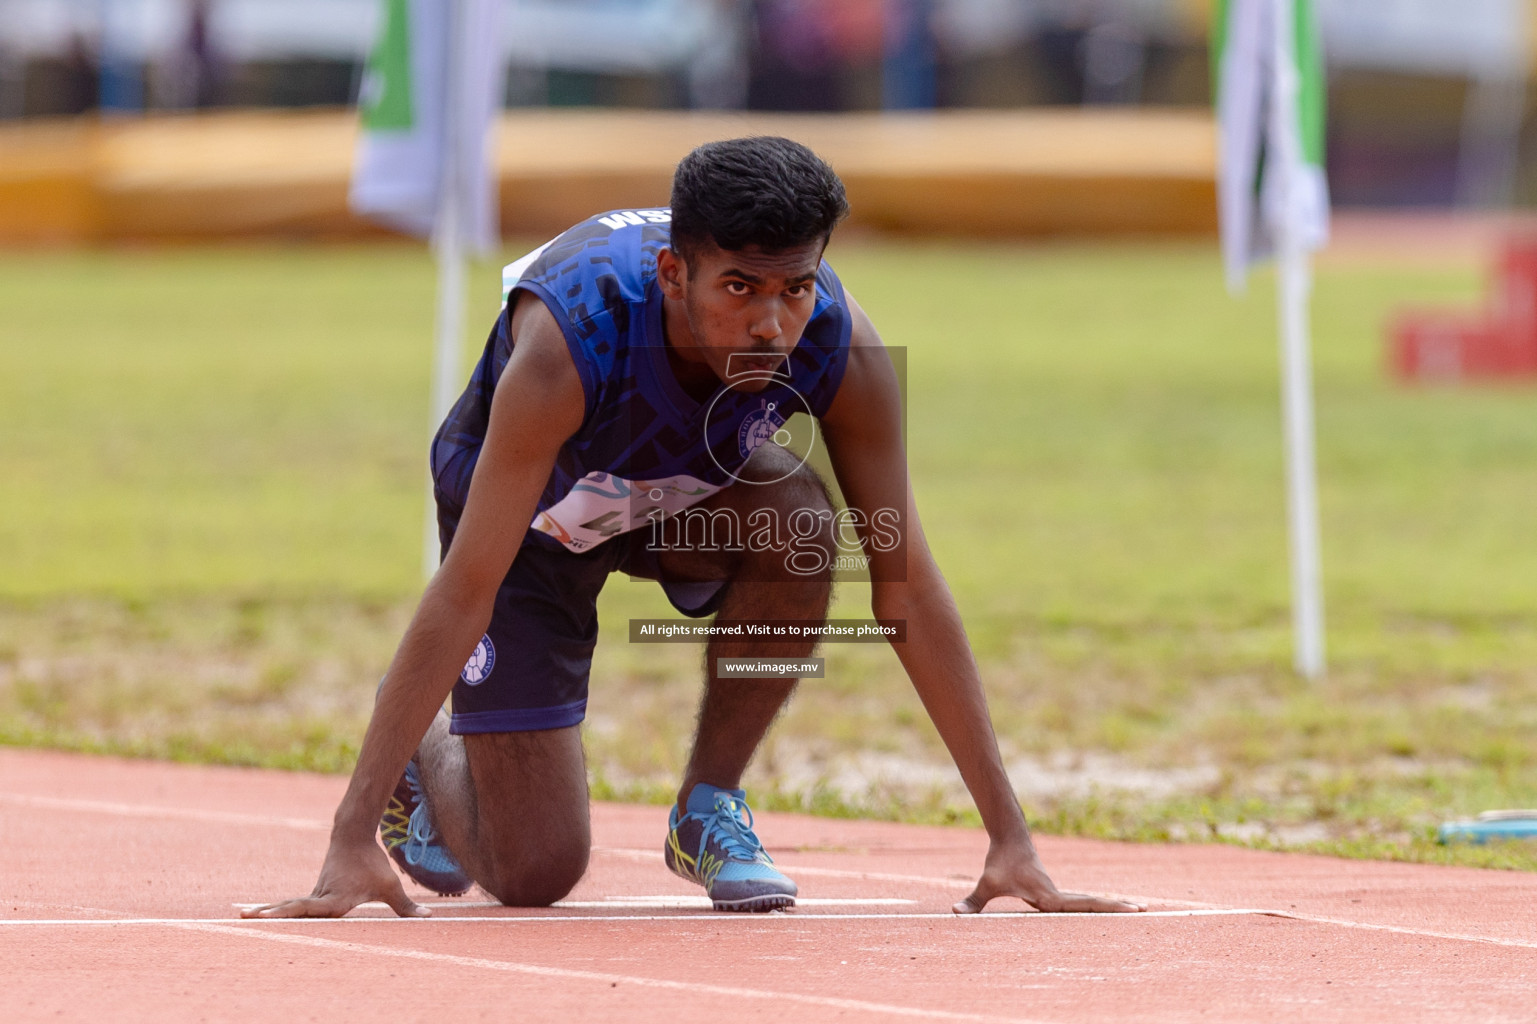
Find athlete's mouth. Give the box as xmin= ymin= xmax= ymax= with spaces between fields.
xmin=725 ymin=352 xmax=789 ymax=379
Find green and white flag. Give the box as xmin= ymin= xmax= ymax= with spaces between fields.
xmin=1214 ymin=0 xmax=1331 ymax=679
xmin=1214 ymin=0 xmax=1330 ymax=290
xmin=351 ymin=0 xmax=503 ymax=254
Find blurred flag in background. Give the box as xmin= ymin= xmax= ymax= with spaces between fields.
xmin=349 ymin=0 xmax=502 ymax=254
xmin=1214 ymin=0 xmax=1330 ymax=291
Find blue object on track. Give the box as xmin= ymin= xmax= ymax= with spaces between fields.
xmin=1437 ymin=815 xmax=1537 ymax=844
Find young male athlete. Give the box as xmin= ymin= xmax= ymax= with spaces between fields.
xmin=247 ymin=137 xmax=1141 ymax=918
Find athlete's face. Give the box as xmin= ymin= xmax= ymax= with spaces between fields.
xmin=657 ymin=239 xmax=824 ymax=392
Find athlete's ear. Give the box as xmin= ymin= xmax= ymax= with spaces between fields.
xmin=657 ymin=247 xmax=687 ymax=300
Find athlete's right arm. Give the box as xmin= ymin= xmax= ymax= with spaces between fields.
xmin=242 ymin=291 xmax=585 ymax=920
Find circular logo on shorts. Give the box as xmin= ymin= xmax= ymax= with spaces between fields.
xmin=460 ymin=634 xmax=496 ymax=685
xmin=737 ymin=400 xmax=786 ymax=460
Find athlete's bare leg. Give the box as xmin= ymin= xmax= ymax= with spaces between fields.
xmin=414 ymin=715 xmax=591 ymax=907
xmin=408 ymin=444 xmax=831 ymax=904
xmin=653 ymin=444 xmax=837 ymax=811
xmin=675 ymin=568 xmax=831 ymax=809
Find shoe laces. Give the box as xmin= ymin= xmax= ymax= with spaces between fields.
xmin=401 ymin=765 xmax=439 ymax=867
xmin=690 ymin=794 xmax=769 ymax=863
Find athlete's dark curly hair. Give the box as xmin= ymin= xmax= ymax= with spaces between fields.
xmin=669 ymin=136 xmax=849 ymax=265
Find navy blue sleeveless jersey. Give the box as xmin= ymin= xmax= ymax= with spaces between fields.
xmin=430 ymin=209 xmax=853 ymax=554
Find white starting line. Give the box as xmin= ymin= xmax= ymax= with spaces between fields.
xmin=229 ymin=896 xmax=915 ymax=912
xmin=0 ymin=908 xmax=1272 ymax=926
xmin=12 ymin=908 xmax=1537 ymax=959
xmin=13 ymin=789 xmax=1537 ymax=952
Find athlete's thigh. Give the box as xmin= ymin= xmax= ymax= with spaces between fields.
xmin=462 ymin=725 xmax=590 ymax=897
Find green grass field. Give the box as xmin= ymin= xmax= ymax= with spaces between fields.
xmin=4 ymin=236 xmax=1537 ymax=870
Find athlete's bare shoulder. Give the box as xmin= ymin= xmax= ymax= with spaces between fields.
xmin=841 ymin=289 xmax=883 ymax=348
xmin=483 ymin=291 xmax=585 ymax=448
xmin=821 ymin=287 xmax=902 ymax=436
xmin=504 ymin=291 xmax=580 ymax=382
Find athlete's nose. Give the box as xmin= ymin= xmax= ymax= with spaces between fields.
xmin=748 ymin=300 xmax=783 ymax=343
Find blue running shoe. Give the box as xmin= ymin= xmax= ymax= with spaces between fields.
xmin=379 ymin=759 xmax=472 ymax=897
xmin=665 ymin=783 xmax=796 ymax=912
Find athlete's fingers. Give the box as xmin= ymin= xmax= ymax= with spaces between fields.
xmin=381 ymin=886 xmax=431 ymax=919
xmin=952 ymin=878 xmax=997 ymax=915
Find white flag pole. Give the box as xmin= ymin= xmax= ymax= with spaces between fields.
xmin=423 ymin=211 xmax=465 ymax=580
xmin=423 ymin=0 xmax=468 ymax=581
xmin=1269 ymin=0 xmax=1325 ymax=678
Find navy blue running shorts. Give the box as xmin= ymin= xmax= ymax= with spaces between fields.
xmin=444 ymin=531 xmax=726 ymax=735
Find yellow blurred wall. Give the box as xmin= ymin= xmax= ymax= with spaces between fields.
xmin=0 ymin=108 xmax=1217 ymax=245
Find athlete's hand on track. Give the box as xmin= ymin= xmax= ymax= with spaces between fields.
xmin=952 ymin=841 xmax=1144 ymax=915
xmin=240 ymin=839 xmax=429 ymax=919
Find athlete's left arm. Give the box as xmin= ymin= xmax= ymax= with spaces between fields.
xmin=820 ymin=293 xmax=1141 ymax=916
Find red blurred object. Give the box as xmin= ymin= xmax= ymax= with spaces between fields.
xmin=1390 ymin=314 xmax=1537 ymax=379
xmin=1494 ymin=238 xmax=1537 ymax=328
xmin=1388 ymin=238 xmax=1537 ymax=381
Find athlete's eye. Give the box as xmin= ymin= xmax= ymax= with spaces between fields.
xmin=785 ymin=284 xmax=811 ymax=299
xmin=724 ymin=281 xmax=752 ymax=296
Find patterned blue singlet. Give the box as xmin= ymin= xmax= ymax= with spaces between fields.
xmin=430 ymin=208 xmax=853 ymax=555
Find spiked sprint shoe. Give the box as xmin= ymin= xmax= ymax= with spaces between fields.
xmin=665 ymin=783 xmax=796 ymax=911
xmin=378 ymin=758 xmax=472 ymax=897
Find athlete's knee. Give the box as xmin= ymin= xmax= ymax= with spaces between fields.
xmin=734 ymin=453 xmax=835 ymax=576
xmin=737 ymin=445 xmax=834 ymax=512
xmin=760 ymin=488 xmax=836 ymax=586
xmin=481 ymin=831 xmax=591 ymax=908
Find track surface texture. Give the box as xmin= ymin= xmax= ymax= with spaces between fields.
xmin=5 ymin=748 xmax=1536 ymax=1023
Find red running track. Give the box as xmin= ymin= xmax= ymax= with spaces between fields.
xmin=4 ymin=747 xmax=1536 ymax=1023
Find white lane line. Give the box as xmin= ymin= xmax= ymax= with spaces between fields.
xmin=16 ymin=798 xmax=1535 ymax=951
xmin=0 ymin=796 xmax=1197 ymax=913
xmin=1268 ymin=912 xmax=1537 ymax=952
xmin=85 ymin=920 xmax=1070 ymax=1024
xmin=0 ymin=909 xmax=1270 ymax=926
xmin=0 ymin=801 xmax=1163 ymax=908
xmin=230 ymin=897 xmax=916 ymax=912
xmin=0 ymin=799 xmax=1240 ymax=911
xmin=0 ymin=793 xmax=329 ymax=832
